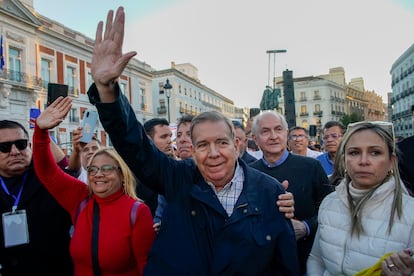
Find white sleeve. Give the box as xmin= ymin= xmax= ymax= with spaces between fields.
xmin=306 ymin=227 xmax=326 ymax=275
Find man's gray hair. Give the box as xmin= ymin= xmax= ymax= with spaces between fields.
xmin=190 ymin=111 xmax=235 ymax=144
xmin=252 ymin=111 xmax=288 ymax=135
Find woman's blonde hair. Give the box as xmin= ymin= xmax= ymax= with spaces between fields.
xmin=87 ymin=147 xmax=138 ymax=200
xmin=333 ymin=121 xmax=402 ymax=236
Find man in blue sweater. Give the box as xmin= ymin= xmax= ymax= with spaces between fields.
xmin=316 ymin=121 xmax=346 ymax=176
xmin=250 ymin=111 xmax=333 ymax=274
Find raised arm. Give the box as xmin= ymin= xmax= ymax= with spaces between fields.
xmin=49 ymin=137 xmax=68 ymax=169
xmin=91 ymin=6 xmax=136 ymax=102
xmin=88 ymin=7 xmax=191 ymax=196
xmin=34 ymin=97 xmax=89 ymax=218
xmin=67 ymin=127 xmax=83 ymax=174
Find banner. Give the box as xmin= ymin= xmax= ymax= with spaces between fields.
xmin=0 ymin=35 xmax=4 ymax=70
xmin=29 ymin=108 xmax=41 ymax=129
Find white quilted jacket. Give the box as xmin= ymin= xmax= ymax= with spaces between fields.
xmin=307 ymin=177 xmax=414 ymax=276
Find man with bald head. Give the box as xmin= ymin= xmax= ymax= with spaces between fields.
xmin=251 ymin=111 xmax=332 ymax=274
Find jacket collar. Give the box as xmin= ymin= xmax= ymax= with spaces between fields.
xmin=190 ymin=159 xmax=262 ymax=220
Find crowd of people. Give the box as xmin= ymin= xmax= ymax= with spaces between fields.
xmin=1 ymin=6 xmax=414 ymax=276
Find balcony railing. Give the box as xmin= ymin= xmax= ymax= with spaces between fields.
xmin=0 ymin=69 xmax=44 ymax=87
xmin=157 ymin=106 xmax=167 ymax=114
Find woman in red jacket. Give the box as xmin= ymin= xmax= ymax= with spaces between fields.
xmin=33 ymin=96 xmax=155 ymax=276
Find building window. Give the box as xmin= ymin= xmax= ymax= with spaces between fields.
xmin=301 ymin=105 xmax=307 ymax=113
xmin=69 ymin=108 xmax=79 ymax=123
xmin=41 ymin=58 xmax=50 ymax=88
xmin=120 ymin=83 xmax=127 ymax=95
xmin=9 ymin=47 xmax=22 ymax=82
xmin=87 ymin=71 xmax=93 ymax=88
xmin=315 ymin=104 xmax=320 ymax=112
xmin=159 ymin=82 xmax=165 ymax=95
xmin=66 ymin=65 xmax=76 ymax=91
xmin=301 ymin=120 xmax=309 ymax=129
xmin=140 ymin=88 xmax=146 ymax=109
xmin=300 ymin=91 xmax=306 ymax=101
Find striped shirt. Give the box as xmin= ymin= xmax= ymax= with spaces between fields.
xmin=207 ymin=162 xmax=244 ymax=216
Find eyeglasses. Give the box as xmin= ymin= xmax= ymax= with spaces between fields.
xmin=322 ymin=133 xmax=342 ymax=141
xmin=0 ymin=139 xmax=28 ymax=153
xmin=86 ymin=164 xmax=120 ymax=176
xmin=288 ymin=134 xmax=307 ymax=141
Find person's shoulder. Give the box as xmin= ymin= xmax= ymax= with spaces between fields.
xmin=244 ymin=165 xmax=284 ymax=191
xmin=307 ymin=148 xmax=323 ymax=158
xmin=316 ymin=152 xmax=328 ymax=161
xmin=288 ymin=152 xmax=321 ymax=166
xmin=402 ymin=190 xmax=414 ymax=205
xmin=248 ymin=158 xmax=262 ymax=168
xmin=398 ymin=135 xmax=414 ymax=148
xmin=242 ymin=151 xmax=258 ymax=164
xmin=319 ymin=189 xmax=339 ymax=209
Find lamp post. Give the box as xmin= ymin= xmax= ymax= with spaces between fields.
xmin=164 ymin=79 xmax=172 ymax=122
xmin=261 ymin=49 xmax=287 ymax=112
xmin=266 ymin=49 xmax=287 ymax=88
xmin=317 ymin=112 xmax=323 ymax=144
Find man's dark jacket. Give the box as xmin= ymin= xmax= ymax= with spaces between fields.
xmin=0 ymin=166 xmax=73 ymax=275
xmin=397 ymin=135 xmax=414 ymax=195
xmin=241 ymin=151 xmax=258 ymax=164
xmin=88 ymin=84 xmax=299 ymax=275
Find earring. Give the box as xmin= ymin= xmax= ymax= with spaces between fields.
xmin=387 ymin=170 xmax=394 ymax=177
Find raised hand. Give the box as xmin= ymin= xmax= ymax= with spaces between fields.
xmin=91 ymin=6 xmax=137 ymax=102
xmin=36 ymin=97 xmax=72 ymax=130
xmin=71 ymin=127 xmax=84 ymax=153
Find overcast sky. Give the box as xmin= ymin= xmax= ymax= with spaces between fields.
xmin=34 ymin=0 xmax=414 ymax=107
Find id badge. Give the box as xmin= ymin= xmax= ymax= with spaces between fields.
xmin=2 ymin=210 xmax=29 ymax=247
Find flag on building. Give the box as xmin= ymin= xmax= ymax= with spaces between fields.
xmin=0 ymin=35 xmax=4 ymax=70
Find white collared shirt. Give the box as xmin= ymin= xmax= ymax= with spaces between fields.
xmin=207 ymin=162 xmax=244 ymax=216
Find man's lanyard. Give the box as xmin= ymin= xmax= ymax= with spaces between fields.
xmin=0 ymin=172 xmax=27 ymax=212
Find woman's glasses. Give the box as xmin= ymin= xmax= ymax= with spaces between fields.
xmin=347 ymin=121 xmax=395 ymax=141
xmin=86 ymin=164 xmax=120 ymax=176
xmin=0 ymin=139 xmax=28 ymax=153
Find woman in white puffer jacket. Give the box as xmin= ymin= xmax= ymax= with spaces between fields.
xmin=307 ymin=121 xmax=414 ymax=276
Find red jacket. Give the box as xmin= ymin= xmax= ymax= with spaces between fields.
xmin=33 ymin=125 xmax=155 ymax=276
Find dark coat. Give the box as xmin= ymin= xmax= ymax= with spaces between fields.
xmin=88 ymin=84 xmax=299 ymax=275
xmin=0 ymin=166 xmax=73 ymax=275
xmin=241 ymin=150 xmax=258 ymax=164
xmin=250 ymin=153 xmax=333 ymax=274
xmin=397 ymin=135 xmax=414 ymax=194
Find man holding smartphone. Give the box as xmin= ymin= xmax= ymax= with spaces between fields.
xmin=67 ymin=128 xmax=101 ymax=183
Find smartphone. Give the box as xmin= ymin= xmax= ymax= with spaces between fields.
xmin=47 ymin=83 xmax=68 ymax=106
xmin=80 ymin=110 xmax=98 ymax=144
